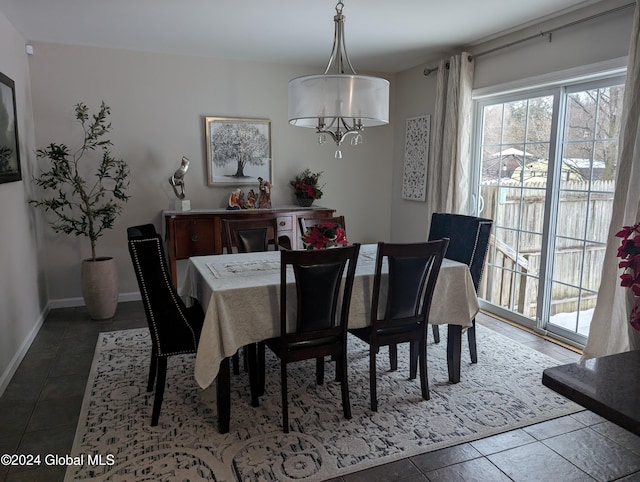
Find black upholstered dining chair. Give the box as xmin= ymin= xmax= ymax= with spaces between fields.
xmin=428 ymin=213 xmax=493 ymax=363
xmin=259 ymin=243 xmax=360 ymax=432
xmin=350 ymin=240 xmax=449 ymax=412
xmin=127 ymin=224 xmax=204 ymax=426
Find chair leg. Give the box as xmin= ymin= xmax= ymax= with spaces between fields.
xmin=232 ymin=351 xmax=240 ymax=375
xmin=370 ymin=348 xmax=378 ymax=412
xmin=151 ymin=357 xmax=167 ymax=426
xmin=409 ymin=340 xmax=418 ymax=380
xmin=147 ymin=345 xmax=157 ymax=392
xmin=316 ymin=357 xmax=324 ymax=385
xmin=243 ymin=345 xmax=249 ymax=372
xmin=432 ymin=324 xmax=440 ymax=344
xmin=419 ymin=338 xmax=429 ymax=401
xmin=334 ymin=353 xmax=341 ymax=382
xmin=468 ymin=318 xmax=478 ymax=364
xmin=340 ymin=351 xmax=351 ymax=419
xmin=281 ymin=360 xmax=289 ymax=433
xmin=258 ymin=342 xmax=265 ymax=396
xmin=389 ymin=343 xmax=398 ymax=371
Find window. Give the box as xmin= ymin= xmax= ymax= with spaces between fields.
xmin=472 ymin=73 xmax=625 ymax=345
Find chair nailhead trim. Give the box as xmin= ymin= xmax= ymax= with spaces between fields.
xmin=130 ymin=237 xmax=198 ymax=356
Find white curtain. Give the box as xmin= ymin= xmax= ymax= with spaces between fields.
xmin=583 ymin=0 xmax=640 ymax=359
xmin=426 ymin=52 xmax=475 ymax=218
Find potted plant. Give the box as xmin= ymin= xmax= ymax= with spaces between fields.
xmin=616 ymin=221 xmax=640 ymax=330
xmin=30 ymin=101 xmax=130 ymax=320
xmin=290 ymin=169 xmax=324 ymax=207
xmin=302 ymin=222 xmax=349 ymax=250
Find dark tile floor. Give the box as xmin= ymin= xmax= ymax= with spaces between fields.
xmin=1 ymin=302 xmax=639 ymax=481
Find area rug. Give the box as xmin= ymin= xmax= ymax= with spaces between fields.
xmin=65 ymin=325 xmax=580 ymax=481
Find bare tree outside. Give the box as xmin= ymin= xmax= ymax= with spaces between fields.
xmin=480 ymin=87 xmax=624 ymax=183
xmin=563 ymin=85 xmax=624 ymax=181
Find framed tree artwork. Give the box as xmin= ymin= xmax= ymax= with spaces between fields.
xmin=205 ymin=117 xmax=272 ymax=186
xmin=0 ymin=72 xmax=21 ymax=184
xmin=402 ymin=115 xmax=430 ymax=201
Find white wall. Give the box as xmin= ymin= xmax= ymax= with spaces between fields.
xmin=0 ymin=10 xmax=47 ymax=394
xmin=27 ymin=43 xmax=395 ymax=301
xmin=390 ymin=0 xmax=634 ymax=242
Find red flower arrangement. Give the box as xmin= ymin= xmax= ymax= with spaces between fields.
xmin=290 ymin=169 xmax=324 ymax=201
xmin=302 ymin=223 xmax=348 ymax=250
xmin=615 ymin=221 xmax=640 ymax=330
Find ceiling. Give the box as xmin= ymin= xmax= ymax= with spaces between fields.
xmin=0 ymin=0 xmax=605 ymax=73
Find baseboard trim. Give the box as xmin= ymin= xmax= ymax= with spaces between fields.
xmin=0 ymin=307 xmax=48 ymax=397
xmin=47 ymin=291 xmax=142 ymax=309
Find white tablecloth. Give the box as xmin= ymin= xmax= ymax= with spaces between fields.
xmin=180 ymin=244 xmax=479 ymax=389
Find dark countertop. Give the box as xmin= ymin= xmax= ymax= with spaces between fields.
xmin=542 ymin=349 xmax=640 ymax=435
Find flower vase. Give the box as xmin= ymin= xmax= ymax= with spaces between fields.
xmin=296 ymin=196 xmax=314 ymax=207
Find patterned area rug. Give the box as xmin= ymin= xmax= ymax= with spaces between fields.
xmin=65 ymin=325 xmax=580 ymax=481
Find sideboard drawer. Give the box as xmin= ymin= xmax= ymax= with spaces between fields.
xmin=276 ymin=216 xmax=294 ymax=249
xmin=276 ymin=216 xmax=293 ymax=232
xmin=173 ymin=218 xmax=216 ymax=258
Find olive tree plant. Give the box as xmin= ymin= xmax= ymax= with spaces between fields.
xmin=30 ymin=102 xmax=130 ymax=261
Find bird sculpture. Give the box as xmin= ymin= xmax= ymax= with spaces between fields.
xmin=169 ymin=156 xmax=190 ymax=200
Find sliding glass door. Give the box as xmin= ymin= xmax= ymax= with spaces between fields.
xmin=547 ymin=81 xmax=624 ymax=339
xmin=473 ymin=75 xmax=624 ymax=345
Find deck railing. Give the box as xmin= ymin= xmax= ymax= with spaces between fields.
xmin=479 ymin=180 xmax=613 ymax=319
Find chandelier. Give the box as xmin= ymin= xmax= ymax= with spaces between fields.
xmin=287 ymin=1 xmax=390 ymax=158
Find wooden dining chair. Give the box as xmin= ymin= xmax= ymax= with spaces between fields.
xmin=350 ymin=240 xmax=449 ymax=412
xmin=127 ymin=224 xmax=204 ymax=426
xmin=259 ymin=243 xmax=360 ymax=432
xmin=221 ymin=217 xmax=282 ymax=384
xmin=221 ymin=217 xmax=281 ymax=254
xmin=299 ymin=215 xmax=346 ymax=234
xmin=428 ymin=213 xmax=492 ymax=363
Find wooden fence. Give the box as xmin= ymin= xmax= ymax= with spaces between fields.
xmin=479 ymin=180 xmax=614 ymax=318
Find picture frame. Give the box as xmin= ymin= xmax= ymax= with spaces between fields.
xmin=402 ymin=115 xmax=430 ymax=201
xmin=0 ymin=72 xmax=21 ymax=184
xmin=205 ymin=117 xmax=272 ymax=186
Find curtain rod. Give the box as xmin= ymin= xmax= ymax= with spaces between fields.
xmin=423 ymin=2 xmax=635 ymax=76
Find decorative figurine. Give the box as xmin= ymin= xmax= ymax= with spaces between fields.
xmin=244 ymin=189 xmax=257 ymax=209
xmin=227 ymin=188 xmax=243 ymax=210
xmin=169 ymin=156 xmax=191 ymax=210
xmin=258 ymin=177 xmax=272 ymax=209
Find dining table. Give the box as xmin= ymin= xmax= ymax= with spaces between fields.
xmin=180 ymin=243 xmax=479 ymax=433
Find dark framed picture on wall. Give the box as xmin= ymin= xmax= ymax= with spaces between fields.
xmin=205 ymin=116 xmax=272 ymax=186
xmin=0 ymin=72 xmax=21 ymax=184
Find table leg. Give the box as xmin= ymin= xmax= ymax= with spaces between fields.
xmin=446 ymin=324 xmax=462 ymax=383
xmin=216 ymin=357 xmax=231 ymax=433
xmin=247 ymin=344 xmax=260 ymax=407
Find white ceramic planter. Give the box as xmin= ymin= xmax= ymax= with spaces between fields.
xmin=81 ymin=257 xmax=119 ymax=320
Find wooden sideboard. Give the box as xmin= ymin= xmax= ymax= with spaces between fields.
xmin=163 ymin=206 xmax=335 ymax=285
